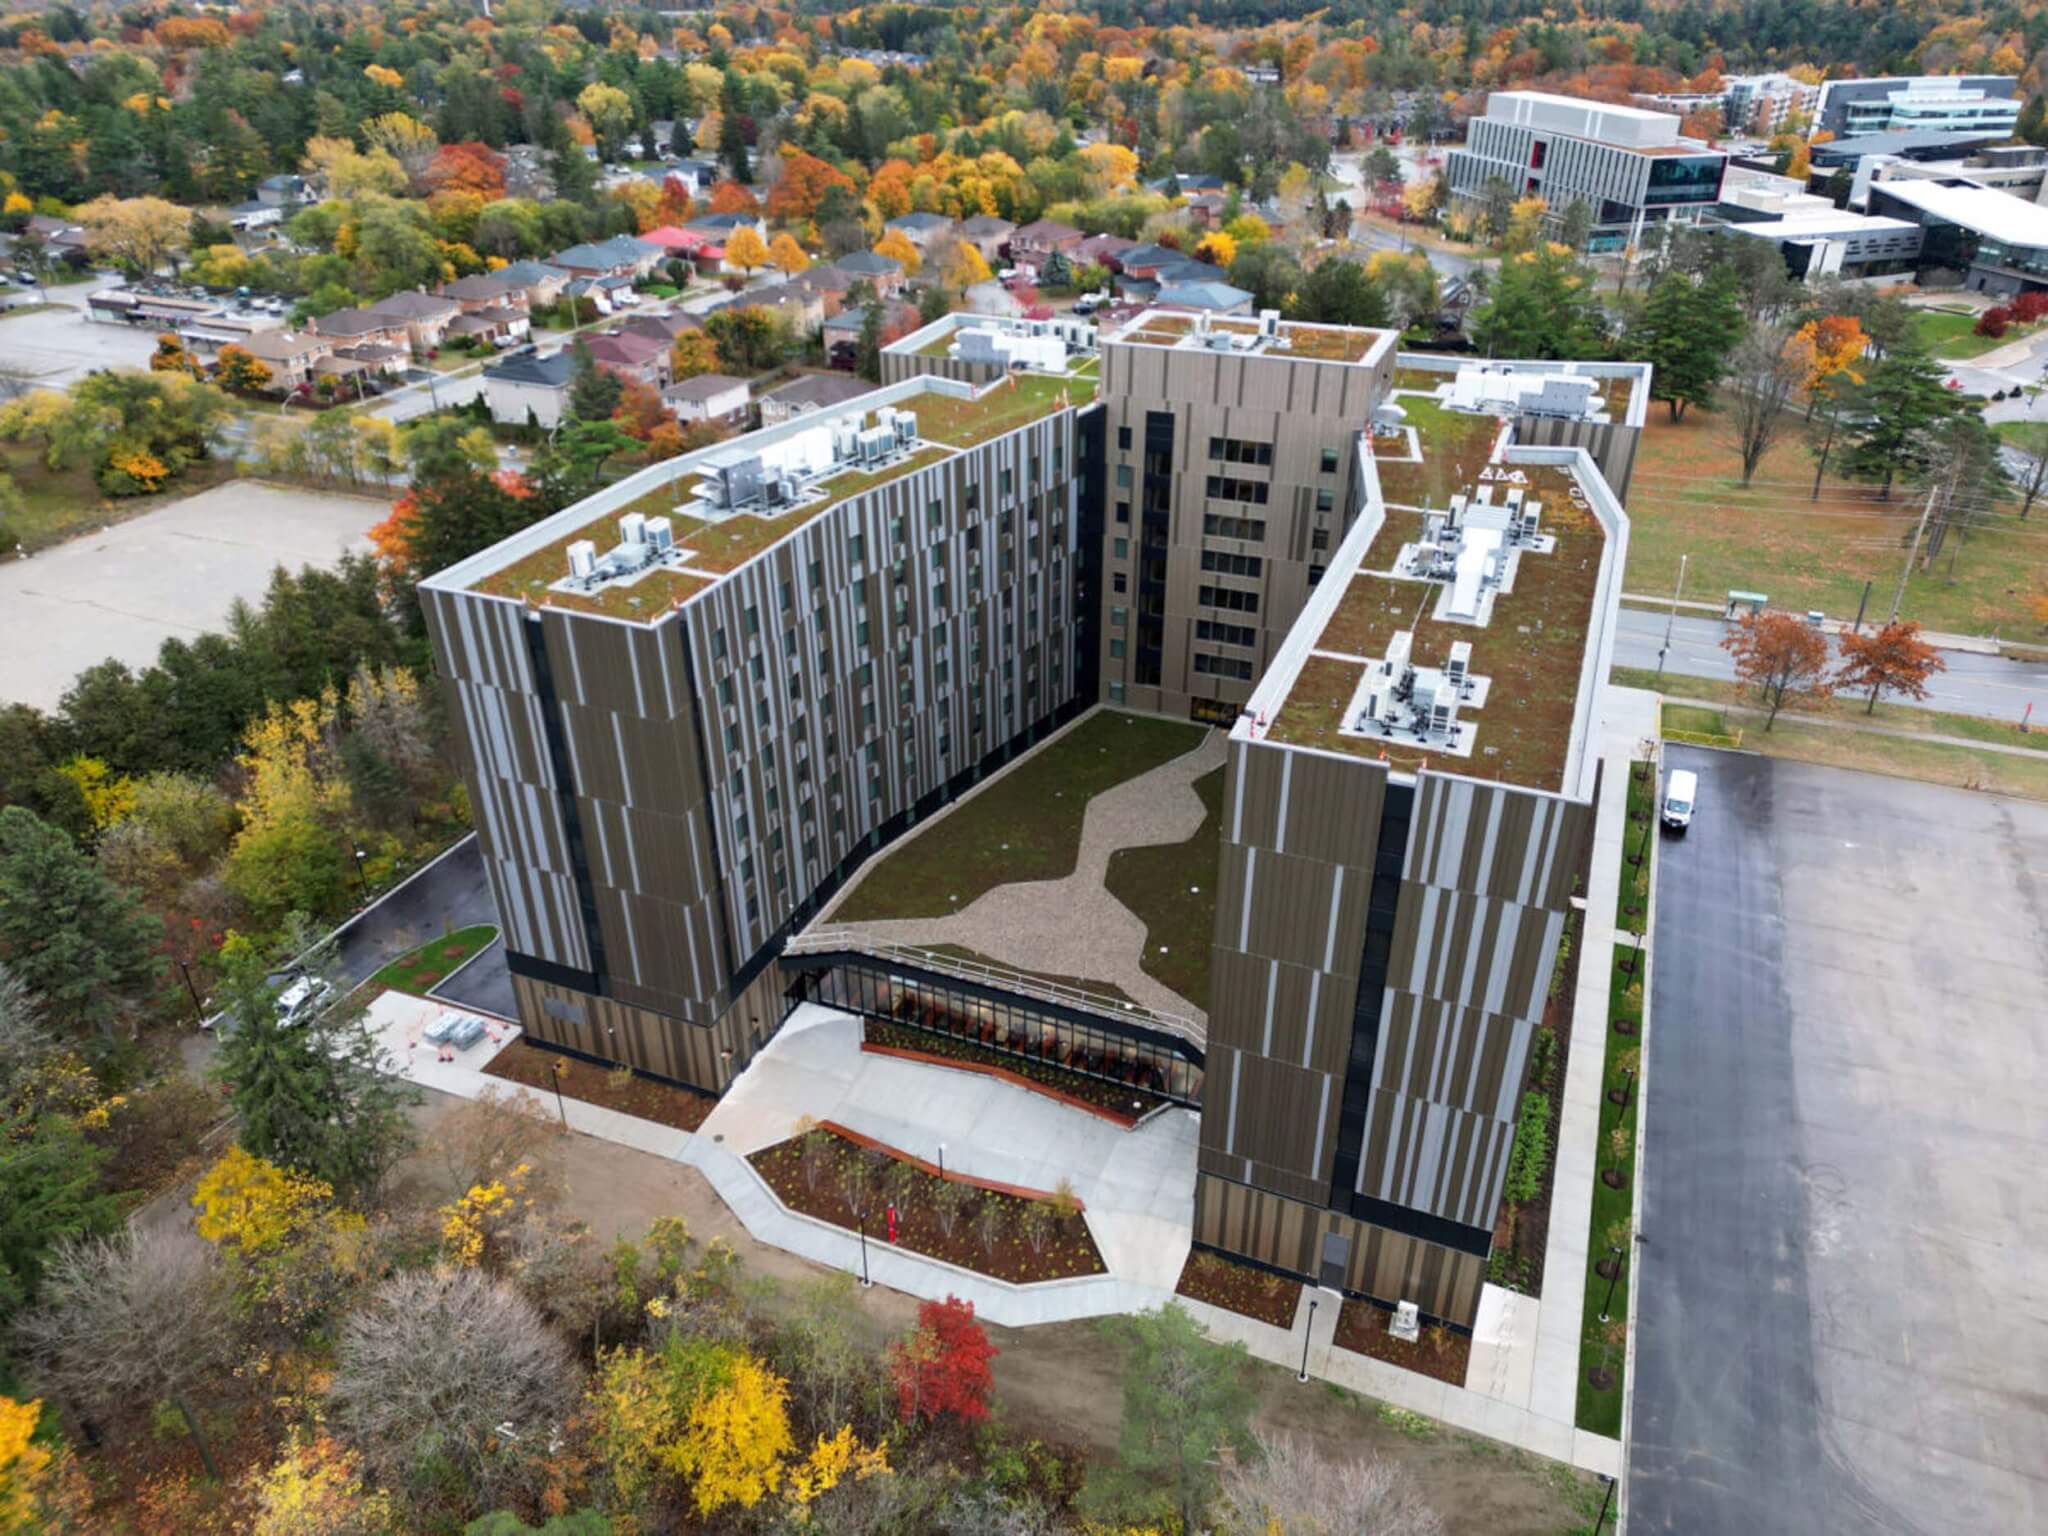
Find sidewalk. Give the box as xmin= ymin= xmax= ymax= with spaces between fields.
xmin=1664 ymin=694 xmax=2048 ymax=761
xmin=1620 ymin=594 xmax=2002 ymax=656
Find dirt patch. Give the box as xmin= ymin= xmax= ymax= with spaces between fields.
xmin=863 ymin=1017 xmax=1166 ymax=1121
xmin=750 ymin=1126 xmax=1104 ymax=1284
xmin=1174 ymin=1248 xmax=1301 ymax=1328
xmin=1334 ymin=1299 xmax=1471 ymax=1387
xmin=482 ymin=1039 xmax=714 ymax=1132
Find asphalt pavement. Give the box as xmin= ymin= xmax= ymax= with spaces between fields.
xmin=1628 ymin=748 xmax=2048 ymax=1533
xmin=1613 ymin=607 xmax=2047 ymax=724
xmin=327 ymin=834 xmax=499 ymax=993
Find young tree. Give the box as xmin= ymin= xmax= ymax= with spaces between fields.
xmin=1840 ymin=349 xmax=1964 ymax=498
xmin=1082 ymin=1305 xmax=1256 ymax=1532
xmin=0 ymin=806 xmax=161 ymax=1037
xmin=330 ymin=1268 xmax=576 ymax=1516
xmin=1724 ymin=325 xmax=1805 ymax=485
xmin=17 ymin=1227 xmax=237 ymax=1477
xmin=723 ymin=225 xmax=771 ymax=277
xmin=872 ymin=228 xmax=921 ymax=276
xmin=670 ymin=329 xmax=721 ymax=382
xmin=1722 ymin=612 xmax=1835 ymax=729
xmin=566 ymin=343 xmax=625 ymax=423
xmin=1216 ymin=1433 xmax=1443 ymax=1536
xmin=212 ymin=932 xmax=416 ymax=1201
xmin=1836 ymin=621 xmax=1946 ymax=713
xmin=888 ymin=1295 xmax=996 ymax=1425
xmin=1628 ymin=263 xmax=1745 ymax=421
xmin=766 ymin=232 xmax=810 ymax=276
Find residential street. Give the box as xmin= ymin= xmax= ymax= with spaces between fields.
xmin=1613 ymin=606 xmax=2046 ymax=723
xmin=1628 ymin=749 xmax=2048 ymax=1534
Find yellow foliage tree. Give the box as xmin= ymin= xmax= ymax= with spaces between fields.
xmin=242 ymin=1433 xmax=395 ymax=1536
xmin=1193 ymin=231 xmax=1237 ymax=268
xmin=944 ymin=241 xmax=992 ymax=289
xmin=1503 ymin=195 xmax=1548 ymax=253
xmin=666 ymin=1352 xmax=796 ymax=1515
xmin=1222 ymin=212 xmax=1271 ymax=247
xmin=362 ymin=64 xmax=404 ymax=89
xmin=302 ymin=136 xmax=407 ymax=198
xmin=76 ymin=194 xmax=188 ymax=276
xmin=55 ymin=755 xmax=136 ymax=829
xmin=767 ymin=232 xmax=810 ymax=276
xmin=364 ymin=112 xmax=439 ymax=184
xmin=1079 ymin=141 xmax=1140 ymax=192
xmin=671 ymin=330 xmax=720 ymax=381
xmin=0 ymin=1397 xmax=51 ymax=1534
xmin=193 ymin=1145 xmax=335 ymax=1252
xmin=783 ymin=1424 xmax=891 ymax=1509
xmin=873 ymin=228 xmax=922 ymax=275
xmin=439 ymin=1161 xmax=530 ymax=1267
xmin=723 ymin=225 xmax=770 ymax=275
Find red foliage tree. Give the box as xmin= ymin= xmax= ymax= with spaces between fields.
xmin=653 ymin=175 xmax=695 ymax=227
xmin=2015 ymin=291 xmax=2048 ymax=324
xmin=1835 ymin=620 xmax=1945 ymax=713
xmin=1975 ymin=306 xmax=2014 ymax=339
xmin=427 ymin=141 xmax=509 ymax=199
xmin=612 ymin=376 xmax=668 ymax=443
xmin=889 ymin=1294 xmax=996 ymax=1425
xmin=765 ymin=148 xmax=856 ymax=225
xmin=1722 ymin=611 xmax=1835 ymax=729
xmin=707 ymin=179 xmax=760 ymax=215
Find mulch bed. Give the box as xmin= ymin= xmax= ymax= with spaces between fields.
xmin=863 ymin=1019 xmax=1167 ymax=1122
xmin=1333 ymin=1298 xmax=1471 ymax=1387
xmin=1174 ymin=1249 xmax=1301 ymax=1329
xmin=482 ymin=1040 xmax=714 ymax=1132
xmin=749 ymin=1127 xmax=1105 ymax=1285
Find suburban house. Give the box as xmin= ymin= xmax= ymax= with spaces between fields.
xmin=228 ymin=200 xmax=283 ymax=232
xmin=448 ymin=305 xmax=530 ymax=347
xmin=885 ymin=211 xmax=956 ymax=250
xmin=639 ymin=225 xmax=704 ymax=260
xmin=617 ymin=309 xmax=702 ymax=348
xmin=237 ymin=327 xmax=333 ymax=390
xmin=494 ymin=260 xmax=571 ymax=309
xmin=256 ymin=173 xmax=309 ymax=207
xmin=686 ymin=211 xmax=770 ymax=244
xmin=663 ymin=373 xmax=751 ymax=427
xmin=1009 ymin=219 xmax=1084 ymax=268
xmin=27 ymin=214 xmax=90 ymax=265
xmin=580 ymin=329 xmax=673 ymax=388
xmin=1074 ymin=232 xmax=1138 ymax=270
xmin=956 ymin=214 xmax=1015 ymax=261
xmin=788 ymin=265 xmax=858 ymax=317
xmin=703 ymin=286 xmax=822 ymax=336
xmin=551 ymin=235 xmax=665 ymax=280
xmin=1185 ymin=191 xmax=1229 ymax=228
xmin=821 ymin=297 xmax=918 ymax=368
xmin=563 ymin=274 xmax=641 ymax=313
xmin=831 ymin=249 xmax=907 ymax=297
xmin=757 ymin=371 xmax=875 ymax=426
xmin=1155 ymin=279 xmax=1255 ymax=314
xmin=364 ymin=289 xmax=462 ymax=352
xmin=439 ymin=272 xmax=528 ymax=313
xmin=310 ymin=307 xmax=412 ymax=352
xmin=481 ymin=350 xmax=576 ymax=428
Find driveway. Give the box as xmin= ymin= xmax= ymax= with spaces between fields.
xmin=0 ymin=480 xmax=385 ymax=709
xmin=329 ymin=834 xmax=499 ymax=993
xmin=1628 ymin=749 xmax=2048 ymax=1533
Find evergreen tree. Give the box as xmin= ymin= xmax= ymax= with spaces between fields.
xmin=1040 ymin=248 xmax=1072 ymax=289
xmin=0 ymin=1111 xmax=117 ymax=1322
xmin=2021 ymin=94 xmax=2048 ymax=148
xmin=566 ymin=343 xmax=624 ymax=423
xmin=1470 ymin=246 xmax=1601 ymax=360
xmin=856 ymin=299 xmax=886 ymax=383
xmin=0 ymin=806 xmax=162 ymax=1037
xmin=1292 ymin=258 xmax=1390 ymax=328
xmin=1841 ymin=348 xmax=1968 ymax=498
xmin=547 ymin=116 xmax=601 ymax=208
xmin=212 ymin=931 xmax=415 ymax=1201
xmin=1627 ymin=264 xmax=1746 ymax=420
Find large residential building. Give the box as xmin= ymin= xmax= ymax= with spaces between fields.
xmin=1814 ymin=75 xmax=2019 ymax=138
xmin=419 ymin=310 xmax=1642 ymax=1331
xmin=1445 ymin=91 xmax=1728 ymax=251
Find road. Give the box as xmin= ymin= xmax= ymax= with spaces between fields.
xmin=1614 ymin=606 xmax=2047 ymax=724
xmin=1628 ymin=749 xmax=2048 ymax=1533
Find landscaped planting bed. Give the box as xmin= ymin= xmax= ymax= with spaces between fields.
xmin=1575 ymin=759 xmax=1652 ymax=1437
xmin=1174 ymin=1248 xmax=1300 ymax=1328
xmin=861 ymin=1018 xmax=1169 ymax=1122
xmin=1102 ymin=764 xmax=1223 ymax=1011
xmin=370 ymin=924 xmax=498 ymax=994
xmin=482 ymin=1040 xmax=715 ymax=1132
xmin=749 ymin=1125 xmax=1106 ymax=1284
xmin=1487 ymin=905 xmax=1581 ymax=1298
xmin=1333 ymin=1298 xmax=1471 ymax=1387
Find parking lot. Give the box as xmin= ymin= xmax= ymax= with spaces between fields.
xmin=1629 ymin=749 xmax=2048 ymax=1533
xmin=0 ymin=480 xmax=384 ymax=708
xmin=0 ymin=290 xmax=164 ymax=386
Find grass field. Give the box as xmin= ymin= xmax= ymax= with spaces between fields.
xmin=1102 ymin=764 xmax=1224 ymax=1012
xmin=832 ymin=710 xmax=1207 ymax=922
xmin=1908 ymin=307 xmax=2030 ymax=360
xmin=0 ymin=442 xmax=251 ymax=553
xmin=1623 ymin=405 xmax=2048 ymax=641
xmin=369 ymin=925 xmax=499 ymax=994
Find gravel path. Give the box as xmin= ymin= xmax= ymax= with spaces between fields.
xmin=818 ymin=727 xmax=1226 ymax=1019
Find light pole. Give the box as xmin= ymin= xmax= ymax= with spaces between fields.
xmin=1298 ymin=1297 xmax=1318 ymax=1382
xmin=1593 ymin=1474 xmax=1616 ymax=1533
xmin=550 ymin=1058 xmax=568 ymax=1129
xmin=937 ymin=1142 xmax=946 ymax=1182
xmin=1598 ymin=1246 xmax=1625 ymax=1322
xmin=857 ymin=1210 xmax=872 ymax=1288
xmin=1654 ymin=553 xmax=1687 ymax=681
xmin=350 ymin=845 xmax=369 ymax=902
xmin=174 ymin=958 xmax=206 ymax=1027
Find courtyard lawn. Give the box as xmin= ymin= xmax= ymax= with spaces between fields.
xmin=369 ymin=924 xmax=499 ymax=994
xmin=1909 ymin=307 xmax=2010 ymax=359
xmin=1102 ymin=764 xmax=1224 ymax=1012
xmin=832 ymin=710 xmax=1207 ymax=923
xmin=1623 ymin=406 xmax=2048 ymax=641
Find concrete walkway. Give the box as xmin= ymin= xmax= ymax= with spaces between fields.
xmin=812 ymin=728 xmax=1226 ymax=1018
xmin=1619 ymin=595 xmax=2002 ymax=656
xmin=1665 ymin=693 xmax=2048 ymax=761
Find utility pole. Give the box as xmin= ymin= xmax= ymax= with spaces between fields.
xmin=1655 ymin=553 xmax=1687 ymax=681
xmin=1887 ymin=486 xmax=1938 ymax=626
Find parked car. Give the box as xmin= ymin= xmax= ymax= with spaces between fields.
xmin=274 ymin=974 xmax=335 ymax=1026
xmin=1661 ymin=768 xmax=1698 ymax=833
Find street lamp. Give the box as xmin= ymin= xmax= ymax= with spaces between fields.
xmin=174 ymin=957 xmax=206 ymax=1027
xmin=1593 ymin=1474 xmax=1617 ymax=1533
xmin=350 ymin=845 xmax=369 ymax=902
xmin=937 ymin=1141 xmax=947 ymax=1181
xmin=549 ymin=1058 xmax=569 ymax=1129
xmin=1598 ymin=1246 xmax=1626 ymax=1322
xmin=857 ymin=1210 xmax=872 ymax=1288
xmin=1298 ymin=1297 xmax=1318 ymax=1382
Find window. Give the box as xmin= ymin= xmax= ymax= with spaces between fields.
xmin=928 ymin=498 xmax=943 ymax=529
xmin=711 ymin=628 xmax=727 ymax=662
xmin=1207 ymin=436 xmax=1273 ymax=467
xmin=1109 ymin=637 xmax=1126 ymax=659
xmin=779 ymin=580 xmax=793 ymax=611
xmin=1116 ymin=465 xmax=1133 ymax=488
xmin=1205 ymin=475 xmax=1269 ymax=505
xmin=1115 ymin=500 xmax=1130 ymax=524
xmin=1195 ymin=653 xmax=1254 ymax=680
xmin=1110 ymin=605 xmax=1128 ymax=628
xmin=1308 ymin=564 xmax=1327 ymax=587
xmin=1113 ymin=572 xmax=1128 ymax=594
xmin=1117 ymin=426 xmax=1132 ymax=450
xmin=1203 ymin=514 xmax=1266 ymax=542
xmin=1310 ymin=526 xmax=1330 ymax=552
xmin=848 ymin=532 xmax=865 ymax=564
xmin=1113 ymin=537 xmax=1129 ymax=559
xmin=1320 ymin=447 xmax=1340 ymax=473
xmin=1196 ymin=618 xmax=1257 ymax=648
xmin=1315 ymin=488 xmax=1334 ymax=513
xmin=1108 ymin=680 xmax=1126 ymax=704
xmin=1199 ymin=585 xmax=1259 ymax=613
xmin=1200 ymin=550 xmax=1263 ymax=577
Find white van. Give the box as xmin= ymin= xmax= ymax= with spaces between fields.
xmin=1661 ymin=768 xmax=1698 ymax=833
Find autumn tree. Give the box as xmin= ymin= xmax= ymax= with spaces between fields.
xmin=1836 ymin=620 xmax=1946 ymax=713
xmin=76 ymin=194 xmax=187 ymax=276
xmin=767 ymin=233 xmax=810 ymax=276
xmin=707 ymin=179 xmax=760 ymax=215
xmin=428 ymin=142 xmax=509 ymax=200
xmin=723 ymin=225 xmax=770 ymax=276
xmin=363 ymin=112 xmax=440 ymax=188
xmin=1216 ymin=1433 xmax=1442 ymax=1536
xmin=1724 ymin=325 xmax=1805 ymax=485
xmin=889 ymin=1295 xmax=996 ymax=1424
xmin=1722 ymin=612 xmax=1834 ymax=729
xmin=577 ymin=83 xmax=635 ymax=161
xmin=944 ymin=241 xmax=993 ymax=289
xmin=671 ymin=330 xmax=720 ymax=382
xmin=241 ymin=1434 xmax=397 ymax=1536
xmin=215 ymin=343 xmax=272 ymax=395
xmin=765 ymin=149 xmax=854 ymax=225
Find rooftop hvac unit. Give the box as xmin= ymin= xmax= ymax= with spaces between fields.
xmin=1384 ymin=630 xmax=1413 ymax=676
xmin=708 ymin=452 xmax=764 ymax=509
xmin=831 ymin=421 xmax=860 ymax=463
xmin=891 ymin=410 xmax=915 ymax=447
xmin=1430 ymin=700 xmax=1455 ymax=736
xmin=1446 ymin=640 xmax=1473 ymax=690
xmin=1424 ymin=510 xmax=1447 ymax=545
xmin=856 ymin=424 xmax=893 ymax=464
xmin=644 ymin=516 xmax=673 ymax=553
xmin=619 ymin=511 xmax=646 ymax=546
xmin=1505 ymin=487 xmax=1525 ymax=511
xmin=1193 ymin=311 xmax=1211 ymax=336
xmin=1447 ymin=493 xmax=1466 ymax=527
xmin=567 ymin=539 xmax=597 ymax=580
xmin=773 ymin=474 xmax=800 ymax=506
xmin=1521 ymin=506 xmax=1541 ymax=541
xmin=1259 ymin=307 xmax=1280 ymax=337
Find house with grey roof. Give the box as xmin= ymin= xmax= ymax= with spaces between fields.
xmin=885 ymin=212 xmax=956 ymax=250
xmin=482 ymin=350 xmax=577 ymax=428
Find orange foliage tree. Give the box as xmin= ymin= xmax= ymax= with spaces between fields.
xmin=1722 ymin=612 xmax=1834 ymax=729
xmin=1835 ymin=621 xmax=1945 ymax=713
xmin=426 ymin=142 xmax=508 ymax=199
xmin=766 ymin=148 xmax=856 ymax=225
xmin=708 ymin=179 xmax=760 ymax=215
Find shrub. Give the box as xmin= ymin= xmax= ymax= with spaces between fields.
xmin=1975 ymin=306 xmax=2013 ymax=338
xmin=1500 ymin=1091 xmax=1551 ymax=1207
xmin=2015 ymin=290 xmax=2048 ymax=323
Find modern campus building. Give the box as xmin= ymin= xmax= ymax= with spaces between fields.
xmin=1813 ymin=74 xmax=2019 ymax=138
xmin=419 ymin=308 xmax=1643 ymax=1330
xmin=1445 ymin=91 xmax=1728 ymax=251
xmin=1867 ymin=177 xmax=2048 ymax=294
